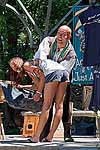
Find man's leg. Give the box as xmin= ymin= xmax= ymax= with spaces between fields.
xmin=62 ymin=84 xmax=74 ymax=142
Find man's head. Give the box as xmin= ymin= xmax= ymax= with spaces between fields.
xmin=57 ymin=25 xmax=72 ymax=48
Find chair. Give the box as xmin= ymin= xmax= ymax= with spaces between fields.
xmin=0 ymin=86 xmax=6 ymax=140
xmin=72 ymin=108 xmax=100 ymax=138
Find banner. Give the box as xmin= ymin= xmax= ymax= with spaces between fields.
xmin=72 ymin=6 xmax=93 ymax=85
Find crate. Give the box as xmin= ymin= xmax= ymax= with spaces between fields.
xmin=22 ymin=111 xmax=40 ymax=137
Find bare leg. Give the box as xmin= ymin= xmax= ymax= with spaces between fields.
xmin=46 ymin=82 xmax=67 ymax=141
xmin=31 ymin=81 xmax=58 ymax=142
xmin=40 ymin=103 xmax=54 ymax=141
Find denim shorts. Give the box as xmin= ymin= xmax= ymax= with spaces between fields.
xmin=45 ymin=70 xmax=69 ymax=83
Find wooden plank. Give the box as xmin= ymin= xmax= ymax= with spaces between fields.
xmin=72 ymin=110 xmax=96 ymax=117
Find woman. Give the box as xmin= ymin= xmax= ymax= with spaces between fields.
xmin=8 ymin=57 xmax=70 ymax=142
xmin=29 ymin=62 xmax=70 ymax=142
xmin=1 ymin=57 xmax=45 ymax=112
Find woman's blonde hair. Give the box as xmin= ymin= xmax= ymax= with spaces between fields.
xmin=9 ymin=57 xmax=24 ymax=72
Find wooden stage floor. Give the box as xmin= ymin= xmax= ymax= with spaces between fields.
xmin=0 ymin=135 xmax=100 ymax=150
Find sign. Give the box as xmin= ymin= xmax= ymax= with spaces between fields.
xmin=72 ymin=6 xmax=93 ymax=85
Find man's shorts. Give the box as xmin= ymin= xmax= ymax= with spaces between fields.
xmin=45 ymin=70 xmax=69 ymax=83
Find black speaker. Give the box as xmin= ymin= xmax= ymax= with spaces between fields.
xmin=0 ymin=0 xmax=8 ymax=6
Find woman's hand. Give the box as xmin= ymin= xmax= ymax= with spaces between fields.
xmin=16 ymin=84 xmax=22 ymax=89
xmin=33 ymin=91 xmax=42 ymax=101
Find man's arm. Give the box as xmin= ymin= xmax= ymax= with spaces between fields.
xmin=60 ymin=44 xmax=76 ymax=74
xmin=60 ymin=58 xmax=76 ymax=74
xmin=34 ymin=37 xmax=50 ymax=60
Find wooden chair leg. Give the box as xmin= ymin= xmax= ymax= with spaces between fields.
xmin=96 ymin=117 xmax=100 ymax=139
xmin=69 ymin=102 xmax=73 ymax=125
xmin=0 ymin=113 xmax=5 ymax=140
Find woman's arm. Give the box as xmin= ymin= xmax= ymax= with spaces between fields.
xmin=31 ymin=68 xmax=45 ymax=101
xmin=16 ymin=84 xmax=32 ymax=89
xmin=32 ymin=68 xmax=45 ymax=94
xmin=23 ymin=62 xmax=45 ymax=101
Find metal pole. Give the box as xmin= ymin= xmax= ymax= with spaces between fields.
xmin=48 ymin=0 xmax=82 ymax=36
xmin=16 ymin=0 xmax=42 ymax=37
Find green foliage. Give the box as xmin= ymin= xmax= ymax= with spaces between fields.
xmin=17 ymin=32 xmax=27 ymax=45
xmin=0 ymin=0 xmax=78 ymax=79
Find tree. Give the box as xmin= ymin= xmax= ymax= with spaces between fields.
xmin=0 ymin=0 xmax=80 ymax=79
